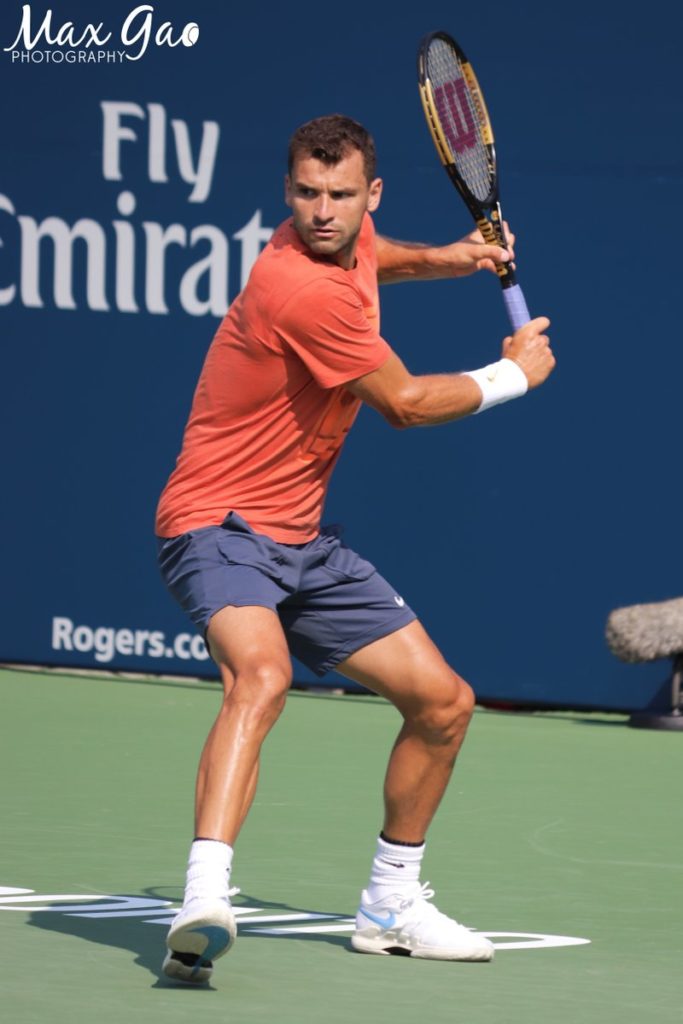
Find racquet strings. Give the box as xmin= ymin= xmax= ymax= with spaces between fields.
xmin=423 ymin=37 xmax=493 ymax=202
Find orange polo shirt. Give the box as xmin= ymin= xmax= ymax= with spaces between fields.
xmin=155 ymin=213 xmax=391 ymax=543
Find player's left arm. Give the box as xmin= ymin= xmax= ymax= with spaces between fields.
xmin=376 ymin=225 xmax=515 ymax=284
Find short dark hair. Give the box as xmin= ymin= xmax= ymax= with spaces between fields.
xmin=288 ymin=114 xmax=377 ymax=183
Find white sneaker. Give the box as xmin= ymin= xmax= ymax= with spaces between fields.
xmin=163 ymin=894 xmax=237 ymax=984
xmin=351 ymin=882 xmax=494 ymax=962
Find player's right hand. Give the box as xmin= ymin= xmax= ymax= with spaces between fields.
xmin=502 ymin=316 xmax=555 ymax=389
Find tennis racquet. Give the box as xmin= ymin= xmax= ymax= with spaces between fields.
xmin=417 ymin=30 xmax=530 ymax=331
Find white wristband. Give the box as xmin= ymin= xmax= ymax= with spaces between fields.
xmin=463 ymin=358 xmax=528 ymax=413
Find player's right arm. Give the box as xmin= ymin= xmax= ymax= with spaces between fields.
xmin=375 ymin=227 xmax=514 ymax=284
xmin=345 ymin=317 xmax=554 ymax=428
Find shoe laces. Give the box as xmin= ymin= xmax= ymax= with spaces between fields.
xmin=397 ymin=881 xmax=436 ymax=913
xmin=398 ymin=882 xmax=471 ymax=930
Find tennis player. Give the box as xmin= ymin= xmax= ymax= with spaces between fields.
xmin=156 ymin=114 xmax=554 ymax=982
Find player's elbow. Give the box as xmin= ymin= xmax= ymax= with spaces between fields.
xmin=384 ymin=383 xmax=429 ymax=429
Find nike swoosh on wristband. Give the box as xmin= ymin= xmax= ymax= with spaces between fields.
xmin=360 ymin=908 xmax=397 ymax=929
xmin=187 ymin=925 xmax=232 ymax=977
xmin=379 ymin=858 xmax=406 ymax=868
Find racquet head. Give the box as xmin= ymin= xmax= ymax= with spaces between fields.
xmin=416 ymin=27 xmax=532 ymax=327
xmin=417 ymin=31 xmax=497 ymax=213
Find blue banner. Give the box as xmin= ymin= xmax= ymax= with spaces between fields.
xmin=2 ymin=1 xmax=681 ymax=711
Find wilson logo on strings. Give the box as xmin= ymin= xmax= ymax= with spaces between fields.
xmin=434 ymin=80 xmax=477 ymax=154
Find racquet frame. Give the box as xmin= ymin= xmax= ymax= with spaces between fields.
xmin=417 ymin=30 xmax=530 ymax=329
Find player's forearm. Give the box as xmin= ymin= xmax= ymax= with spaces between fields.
xmin=349 ymin=367 xmax=485 ymax=428
xmin=347 ymin=349 xmax=536 ymax=428
xmin=391 ymin=373 xmax=485 ymax=426
xmin=375 ymin=235 xmax=455 ymax=284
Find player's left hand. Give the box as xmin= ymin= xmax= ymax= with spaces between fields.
xmin=441 ymin=223 xmax=516 ymax=277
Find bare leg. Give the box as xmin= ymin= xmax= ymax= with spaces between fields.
xmin=336 ymin=620 xmax=475 ymax=842
xmin=195 ymin=604 xmax=292 ymax=845
xmin=164 ymin=605 xmax=292 ymax=983
xmin=194 ymin=665 xmax=259 ymax=842
xmin=339 ymin=621 xmax=493 ymax=961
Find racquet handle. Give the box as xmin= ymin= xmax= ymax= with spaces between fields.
xmin=502 ymin=283 xmax=531 ymax=332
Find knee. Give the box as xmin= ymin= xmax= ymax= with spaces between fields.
xmin=411 ymin=673 xmax=475 ymax=747
xmin=223 ymin=661 xmax=292 ymax=730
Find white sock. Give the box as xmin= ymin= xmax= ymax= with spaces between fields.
xmin=365 ymin=835 xmax=425 ymax=904
xmin=183 ymin=839 xmax=233 ymax=905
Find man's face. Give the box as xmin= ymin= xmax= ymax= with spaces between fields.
xmin=285 ymin=149 xmax=382 ymax=269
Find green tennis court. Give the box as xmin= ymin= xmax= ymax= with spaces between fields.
xmin=1 ymin=665 xmax=680 ymax=1023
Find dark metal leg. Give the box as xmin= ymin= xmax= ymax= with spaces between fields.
xmin=629 ymin=654 xmax=683 ymax=730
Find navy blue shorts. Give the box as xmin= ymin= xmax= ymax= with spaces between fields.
xmin=157 ymin=512 xmax=416 ymax=676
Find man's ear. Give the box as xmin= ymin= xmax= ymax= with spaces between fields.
xmin=367 ymin=177 xmax=383 ymax=213
xmin=284 ymin=174 xmax=292 ymax=208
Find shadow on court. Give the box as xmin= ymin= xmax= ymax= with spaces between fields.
xmin=27 ymin=887 xmax=351 ymax=989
